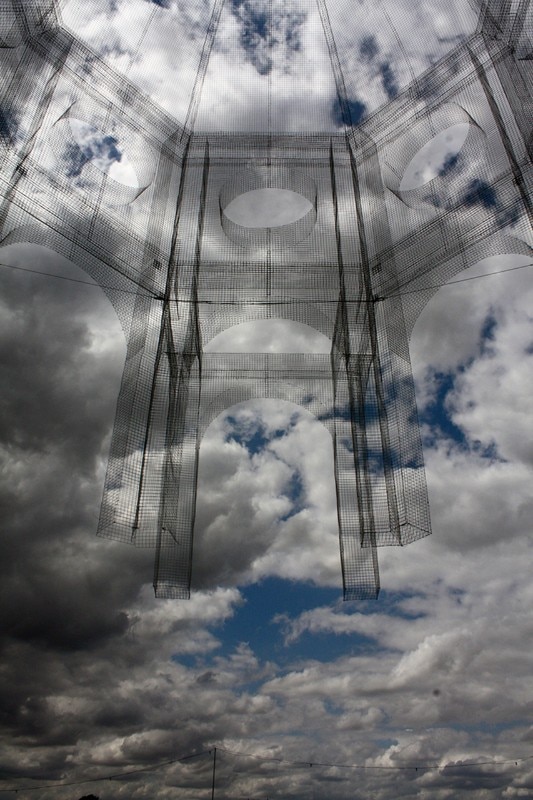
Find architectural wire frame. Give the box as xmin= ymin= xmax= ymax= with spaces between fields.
xmin=0 ymin=0 xmax=531 ymax=599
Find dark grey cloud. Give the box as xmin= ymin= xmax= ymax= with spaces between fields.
xmin=0 ymin=250 xmax=254 ymax=783
xmin=0 ymin=251 xmax=154 ymax=675
xmin=0 ymin=4 xmax=531 ymax=799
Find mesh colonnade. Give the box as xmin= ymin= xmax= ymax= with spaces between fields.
xmin=1 ymin=0 xmax=531 ymax=598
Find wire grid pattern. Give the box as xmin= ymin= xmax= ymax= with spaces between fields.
xmin=0 ymin=0 xmax=531 ymax=599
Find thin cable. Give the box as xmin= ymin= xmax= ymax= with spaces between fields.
xmin=377 ymin=260 xmax=533 ymax=300
xmin=181 ymin=260 xmax=533 ymax=303
xmin=0 ymin=259 xmax=531 ymax=304
xmin=216 ymin=746 xmax=533 ymax=773
xmin=1 ymin=747 xmax=531 ymax=792
xmin=124 ymin=5 xmax=158 ymax=77
xmin=0 ymin=750 xmax=211 ymax=793
xmin=0 ymin=260 xmax=157 ymax=299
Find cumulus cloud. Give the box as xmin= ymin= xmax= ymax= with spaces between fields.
xmin=192 ymin=400 xmax=340 ymax=590
xmin=60 ymin=0 xmax=477 ymax=132
xmin=1 ymin=2 xmax=532 ymax=800
xmin=1 ymin=245 xmax=532 ymax=787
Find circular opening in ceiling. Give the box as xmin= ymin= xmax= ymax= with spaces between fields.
xmin=400 ymin=123 xmax=470 ymax=191
xmin=68 ymin=119 xmax=139 ymax=188
xmin=223 ymin=188 xmax=313 ymax=229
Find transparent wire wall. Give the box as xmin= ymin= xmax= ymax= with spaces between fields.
xmin=1 ymin=0 xmax=532 ymax=599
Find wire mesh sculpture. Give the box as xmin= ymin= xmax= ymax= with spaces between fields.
xmin=1 ymin=0 xmax=531 ymax=598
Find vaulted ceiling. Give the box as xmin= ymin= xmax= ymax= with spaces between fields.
xmin=60 ymin=0 xmax=480 ymax=132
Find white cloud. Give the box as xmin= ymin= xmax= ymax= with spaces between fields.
xmin=2 ymin=4 xmax=533 ymax=799
xmin=193 ymin=400 xmax=340 ymax=589
xmin=61 ymin=0 xmax=478 ymax=132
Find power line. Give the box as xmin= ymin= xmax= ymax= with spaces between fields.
xmin=1 ymin=746 xmax=531 ymax=793
xmin=216 ymin=746 xmax=533 ymax=773
xmin=0 ymin=750 xmax=211 ymax=793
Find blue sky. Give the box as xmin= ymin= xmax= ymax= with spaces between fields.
xmin=2 ymin=244 xmax=532 ymax=799
xmin=0 ymin=1 xmax=532 ymax=799
xmin=60 ymin=0 xmax=477 ymax=131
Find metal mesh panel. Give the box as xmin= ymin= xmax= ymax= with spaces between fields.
xmin=1 ymin=0 xmax=532 ymax=599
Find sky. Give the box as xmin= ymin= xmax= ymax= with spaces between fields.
xmin=1 ymin=1 xmax=533 ymax=799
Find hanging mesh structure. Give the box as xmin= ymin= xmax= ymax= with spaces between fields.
xmin=1 ymin=0 xmax=531 ymax=598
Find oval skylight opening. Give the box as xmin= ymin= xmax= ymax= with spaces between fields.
xmin=68 ymin=119 xmax=139 ymax=187
xmin=400 ymin=123 xmax=470 ymax=191
xmin=223 ymin=188 xmax=313 ymax=228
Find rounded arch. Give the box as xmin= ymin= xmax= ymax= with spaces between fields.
xmin=409 ymin=242 xmax=533 ymax=475
xmin=0 ymin=223 xmax=151 ymax=335
xmin=409 ymin=243 xmax=533 ymax=408
xmin=0 ymin=239 xmax=126 ymax=348
xmin=200 ymin=394 xmax=333 ymax=441
xmin=198 ymin=365 xmax=335 ymax=440
xmin=402 ymin=233 xmax=533 ymax=338
xmin=200 ymin=303 xmax=338 ymax=347
xmin=204 ymin=318 xmax=332 ymax=353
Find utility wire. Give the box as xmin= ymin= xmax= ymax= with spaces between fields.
xmin=0 ymin=750 xmax=211 ymax=793
xmin=1 ymin=746 xmax=531 ymax=793
xmin=216 ymin=746 xmax=533 ymax=772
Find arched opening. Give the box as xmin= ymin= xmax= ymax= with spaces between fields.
xmin=410 ymin=252 xmax=533 ymax=388
xmin=407 ymin=250 xmax=533 ymax=563
xmin=40 ymin=101 xmax=157 ymax=208
xmin=0 ymin=243 xmax=126 ymax=446
xmin=192 ymin=399 xmax=340 ymax=591
xmin=204 ymin=318 xmax=332 ymax=353
xmin=0 ymin=242 xmax=151 ymax=629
